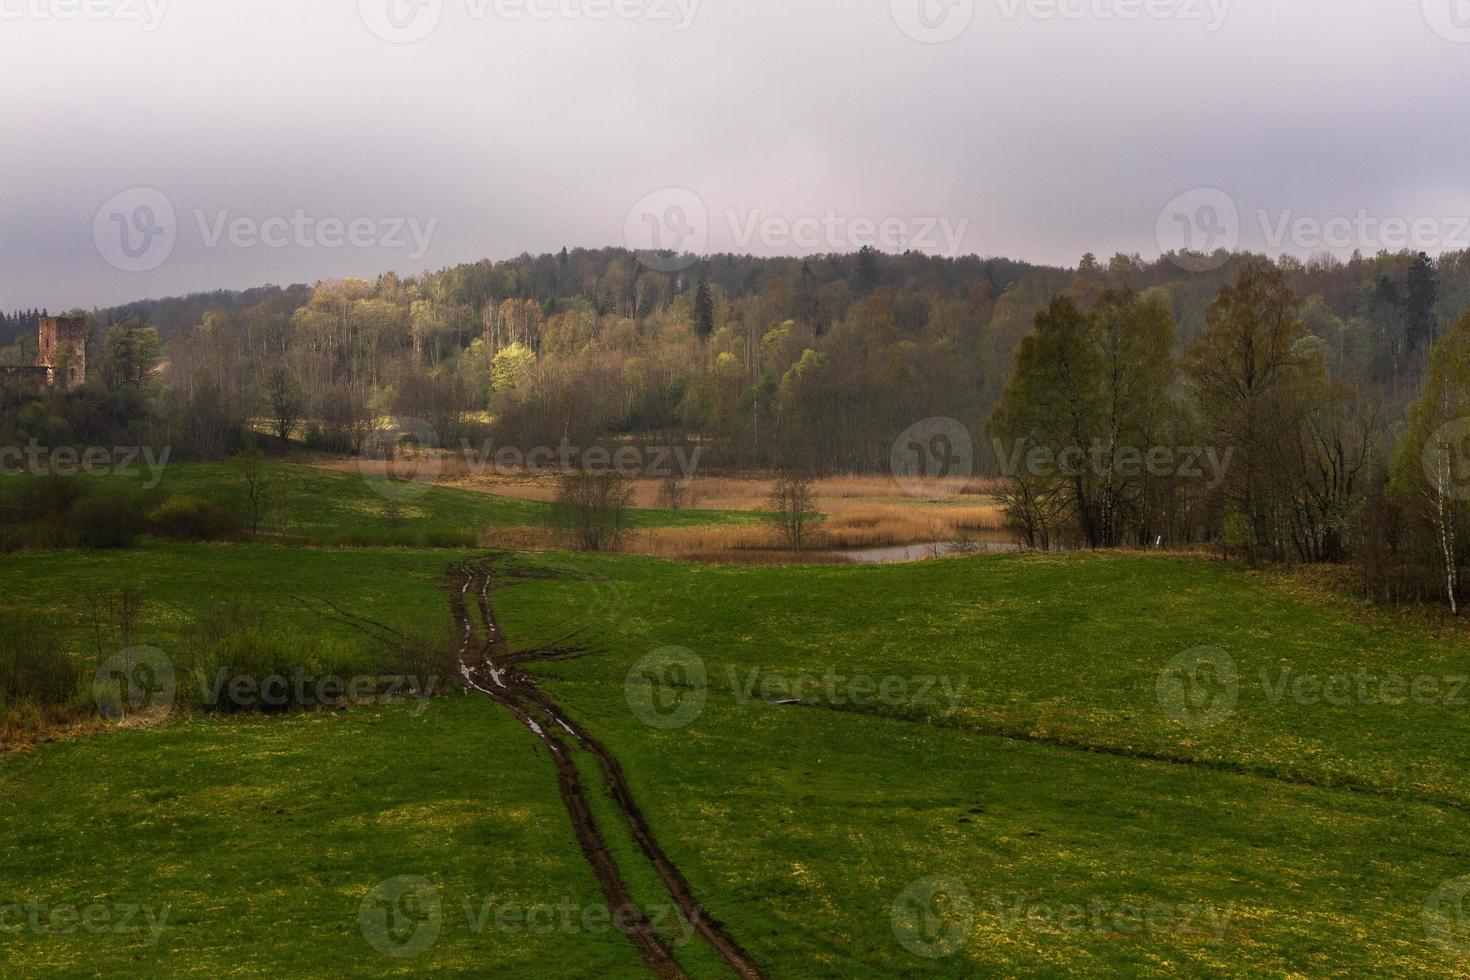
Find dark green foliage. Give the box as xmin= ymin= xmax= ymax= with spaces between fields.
xmin=69 ymin=490 xmax=147 ymax=549
xmin=0 ymin=613 xmax=78 ymax=709
xmin=147 ymin=495 xmax=243 ymax=541
xmin=693 ymin=279 xmax=715 ymax=339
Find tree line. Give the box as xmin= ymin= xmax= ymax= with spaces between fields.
xmin=992 ymin=256 xmax=1469 ymax=612
xmin=2 ymin=245 xmax=1467 ymax=608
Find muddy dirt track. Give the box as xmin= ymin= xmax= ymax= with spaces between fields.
xmin=447 ymin=554 xmax=766 ymax=980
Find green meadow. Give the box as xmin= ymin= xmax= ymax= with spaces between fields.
xmin=3 ymin=531 xmax=1470 ymax=976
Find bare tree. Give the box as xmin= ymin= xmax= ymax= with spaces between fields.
xmin=552 ymin=470 xmax=634 ymax=552
xmin=768 ymin=473 xmax=819 ymax=551
xmin=264 ymin=366 xmax=306 ymax=441
xmin=229 ymin=442 xmax=271 ymax=536
xmin=85 ymin=584 xmax=144 ymax=661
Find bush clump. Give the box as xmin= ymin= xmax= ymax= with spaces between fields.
xmin=0 ymin=613 xmax=81 ymax=711
xmin=181 ymin=603 xmax=391 ymax=715
xmin=69 ymin=490 xmax=147 ymax=549
xmin=148 ymin=495 xmax=242 ymax=541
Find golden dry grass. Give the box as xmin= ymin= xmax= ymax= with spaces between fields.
xmin=315 ymin=457 xmax=1016 ymax=563
xmin=619 ymin=475 xmax=1010 ymax=563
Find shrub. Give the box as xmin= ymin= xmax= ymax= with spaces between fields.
xmin=768 ymin=473 xmax=820 ymax=551
xmin=69 ymin=490 xmax=147 ymax=549
xmin=14 ymin=474 xmax=88 ymax=523
xmin=551 ymin=470 xmax=633 ymax=552
xmin=184 ymin=612 xmax=322 ymax=716
xmin=176 ymin=600 xmax=448 ymax=716
xmin=0 ymin=613 xmax=80 ymax=710
xmin=181 ymin=603 xmax=382 ymax=715
xmin=148 ymin=495 xmax=242 ymax=541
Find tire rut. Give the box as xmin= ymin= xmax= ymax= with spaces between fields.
xmin=447 ymin=555 xmax=766 ymax=980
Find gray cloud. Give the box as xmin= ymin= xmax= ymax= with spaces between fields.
xmin=1 ymin=0 xmax=1468 ymax=309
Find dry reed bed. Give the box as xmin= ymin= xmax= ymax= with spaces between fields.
xmin=323 ymin=458 xmax=1011 ymax=563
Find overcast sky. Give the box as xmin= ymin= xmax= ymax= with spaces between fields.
xmin=2 ymin=0 xmax=1469 ymax=310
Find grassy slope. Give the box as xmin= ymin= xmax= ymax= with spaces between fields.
xmin=3 ymin=547 xmax=1470 ymax=974
xmin=102 ymin=462 xmax=752 ymax=536
xmin=498 ymin=552 xmax=1470 ymax=975
xmin=505 ymin=552 xmax=1470 ymax=807
xmin=0 ymin=697 xmax=647 ymax=977
xmin=0 ymin=541 xmax=453 ymax=658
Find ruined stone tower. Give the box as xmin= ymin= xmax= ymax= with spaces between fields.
xmin=37 ymin=316 xmax=88 ymax=391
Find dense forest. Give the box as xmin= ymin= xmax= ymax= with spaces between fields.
xmin=3 ymin=244 xmax=1469 ymax=606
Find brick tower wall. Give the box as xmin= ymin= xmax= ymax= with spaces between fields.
xmin=37 ymin=316 xmax=88 ymax=390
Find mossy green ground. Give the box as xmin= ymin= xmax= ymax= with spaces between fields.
xmin=0 ymin=697 xmax=649 ymax=977
xmin=114 ymin=461 xmax=753 ymax=535
xmin=3 ymin=546 xmax=1469 ymax=975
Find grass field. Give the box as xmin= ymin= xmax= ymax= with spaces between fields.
xmin=0 ymin=697 xmax=649 ymax=977
xmin=3 ymin=543 xmax=1470 ymax=975
xmin=107 ymin=461 xmax=755 ymax=540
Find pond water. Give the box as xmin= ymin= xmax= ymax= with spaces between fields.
xmin=833 ymin=541 xmax=1023 ymax=565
